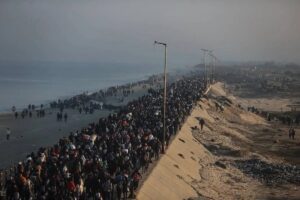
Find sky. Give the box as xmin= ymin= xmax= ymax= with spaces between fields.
xmin=0 ymin=0 xmax=299 ymax=68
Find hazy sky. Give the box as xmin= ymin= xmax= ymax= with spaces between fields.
xmin=0 ymin=0 xmax=299 ymax=67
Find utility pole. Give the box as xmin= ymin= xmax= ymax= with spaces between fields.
xmin=208 ymin=50 xmax=213 ymax=85
xmin=208 ymin=53 xmax=216 ymax=84
xmin=211 ymin=54 xmax=219 ymax=84
xmin=154 ymin=40 xmax=167 ymax=154
xmin=201 ymin=49 xmax=207 ymax=86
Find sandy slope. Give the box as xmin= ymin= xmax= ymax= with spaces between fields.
xmin=137 ymin=82 xmax=300 ymax=200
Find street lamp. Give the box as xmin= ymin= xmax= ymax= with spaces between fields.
xmin=201 ymin=49 xmax=206 ymax=84
xmin=208 ymin=52 xmax=215 ymax=84
xmin=154 ymin=40 xmax=167 ymax=154
xmin=209 ymin=54 xmax=219 ymax=84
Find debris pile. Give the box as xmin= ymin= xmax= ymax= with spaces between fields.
xmin=234 ymin=159 xmax=300 ymax=185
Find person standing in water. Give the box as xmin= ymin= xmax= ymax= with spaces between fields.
xmin=6 ymin=128 xmax=11 ymax=140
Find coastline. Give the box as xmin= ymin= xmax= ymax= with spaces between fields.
xmin=0 ymin=69 xmax=196 ymax=170
xmin=0 ymin=75 xmax=154 ymax=114
xmin=0 ymin=71 xmax=205 ymax=200
xmin=0 ymin=77 xmax=159 ymax=169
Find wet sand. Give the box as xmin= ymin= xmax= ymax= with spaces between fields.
xmin=0 ymin=109 xmax=112 ymax=169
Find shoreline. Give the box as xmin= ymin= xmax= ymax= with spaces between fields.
xmin=0 ymin=67 xmax=193 ymax=114
xmin=0 ymin=74 xmax=157 ymax=114
xmin=0 ymin=71 xmax=206 ymax=200
xmin=0 ymin=77 xmax=161 ymax=169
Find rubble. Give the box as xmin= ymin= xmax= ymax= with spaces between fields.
xmin=234 ymin=159 xmax=300 ymax=185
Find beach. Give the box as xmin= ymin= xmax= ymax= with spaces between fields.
xmin=0 ymin=81 xmax=153 ymax=169
xmin=0 ymin=1 xmax=299 ymax=199
xmin=0 ymin=71 xmax=205 ymax=200
xmin=1 ymin=77 xmax=298 ymax=199
xmin=0 ymin=109 xmax=111 ymax=169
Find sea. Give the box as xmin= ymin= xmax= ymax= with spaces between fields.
xmin=0 ymin=62 xmax=166 ymax=112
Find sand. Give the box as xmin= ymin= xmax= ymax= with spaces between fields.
xmin=137 ymin=82 xmax=300 ymax=200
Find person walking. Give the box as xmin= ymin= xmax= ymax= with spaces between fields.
xmin=103 ymin=178 xmax=112 ymax=200
xmin=291 ymin=128 xmax=296 ymax=140
xmin=289 ymin=127 xmax=296 ymax=140
xmin=64 ymin=113 xmax=68 ymax=122
xmin=129 ymin=170 xmax=141 ymax=198
xmin=14 ymin=112 xmax=18 ymax=119
xmin=199 ymin=118 xmax=205 ymax=131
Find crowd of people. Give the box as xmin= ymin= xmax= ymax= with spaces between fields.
xmin=10 ymin=78 xmax=158 ymax=123
xmin=1 ymin=75 xmax=206 ymax=200
xmin=247 ymin=106 xmax=300 ymax=126
xmin=247 ymin=106 xmax=299 ymax=140
xmin=49 ymin=78 xmax=159 ymax=115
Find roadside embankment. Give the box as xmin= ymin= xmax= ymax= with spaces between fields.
xmin=137 ymin=82 xmax=300 ymax=200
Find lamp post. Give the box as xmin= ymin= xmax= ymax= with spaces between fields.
xmin=207 ymin=50 xmax=213 ymax=85
xmin=201 ymin=49 xmax=212 ymax=87
xmin=210 ymin=54 xmax=219 ymax=84
xmin=154 ymin=40 xmax=167 ymax=154
xmin=201 ymin=49 xmax=206 ymax=85
xmin=208 ymin=53 xmax=216 ymax=84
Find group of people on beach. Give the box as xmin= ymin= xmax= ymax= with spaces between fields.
xmin=12 ymin=104 xmax=46 ymax=120
xmin=49 ymin=80 xmax=151 ymax=114
xmin=9 ymin=78 xmax=159 ymax=128
xmin=1 ymin=74 xmax=205 ymax=200
xmin=56 ymin=112 xmax=68 ymax=122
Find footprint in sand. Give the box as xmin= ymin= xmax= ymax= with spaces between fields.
xmin=179 ymin=138 xmax=185 ymax=143
xmin=176 ymin=174 xmax=183 ymax=180
xmin=178 ymin=153 xmax=185 ymax=159
xmin=173 ymin=164 xmax=180 ymax=169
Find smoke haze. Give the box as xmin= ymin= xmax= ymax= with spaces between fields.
xmin=0 ymin=0 xmax=299 ymax=67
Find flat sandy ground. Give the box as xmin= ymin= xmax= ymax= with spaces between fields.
xmin=233 ymin=97 xmax=299 ymax=112
xmin=137 ymin=82 xmax=300 ymax=200
xmin=224 ymin=84 xmax=300 ymax=112
xmin=0 ymin=83 xmax=152 ymax=169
